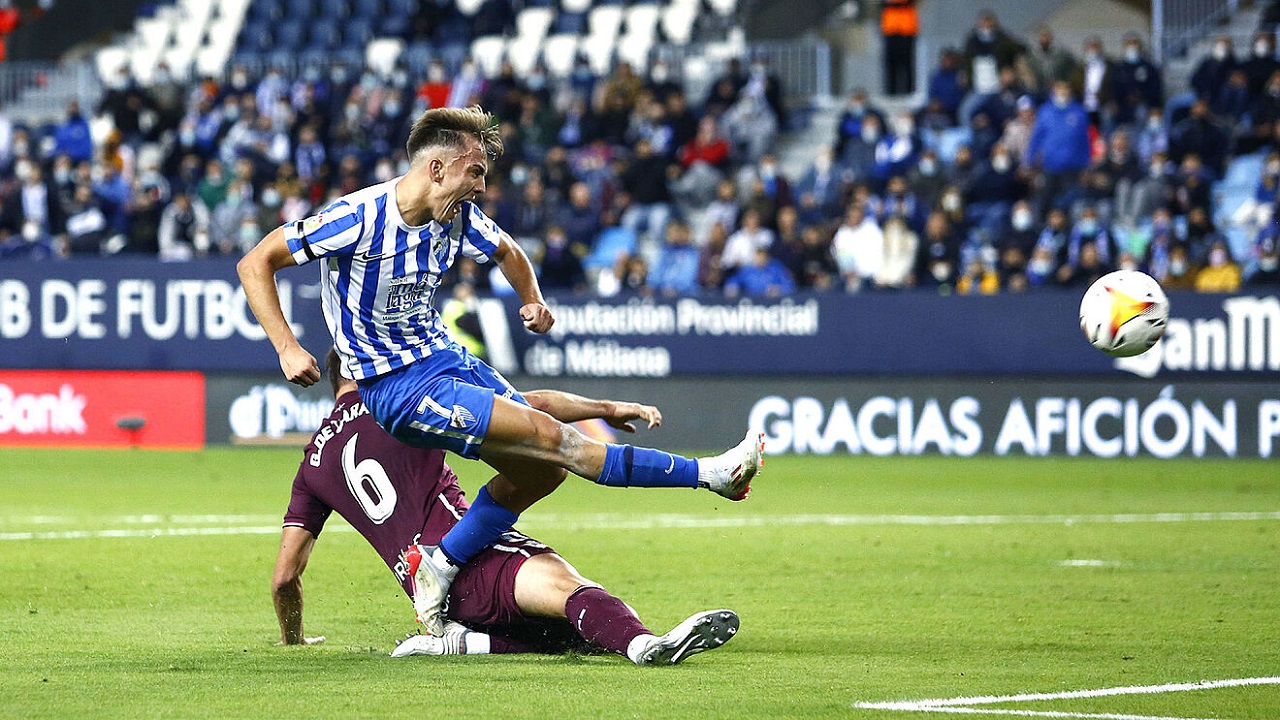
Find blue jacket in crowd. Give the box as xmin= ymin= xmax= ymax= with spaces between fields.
xmin=1026 ymin=99 xmax=1091 ymax=174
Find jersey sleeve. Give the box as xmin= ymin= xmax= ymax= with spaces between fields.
xmin=281 ymin=200 xmax=364 ymax=265
xmin=282 ymin=467 xmax=333 ymax=537
xmin=459 ymin=202 xmax=501 ymax=263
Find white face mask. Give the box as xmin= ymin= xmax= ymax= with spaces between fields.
xmin=1124 ymin=47 xmax=1140 ymax=62
xmin=931 ymin=263 xmax=951 ymax=281
xmin=21 ymin=221 xmax=40 ymax=241
xmin=1119 ymin=258 xmax=1139 ymax=271
xmin=1255 ymin=41 xmax=1272 ymax=58
xmin=919 ymin=159 xmax=937 ymax=176
xmin=1169 ymin=259 xmax=1188 ymax=276
xmin=1012 ymin=210 xmax=1033 ymax=231
xmin=861 ymin=126 xmax=880 ymax=143
xmin=1209 ymin=248 xmax=1229 ymax=267
xmin=1259 ymin=256 xmax=1279 ymax=271
xmin=1029 ymin=258 xmax=1053 ymax=275
xmin=1213 ymin=44 xmax=1229 ymax=60
xmin=1053 ymin=92 xmax=1071 ymax=107
xmin=992 ymin=155 xmax=1011 ymax=173
xmin=942 ymin=194 xmax=961 ymax=212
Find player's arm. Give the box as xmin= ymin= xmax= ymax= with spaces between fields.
xmin=237 ymin=227 xmax=321 ymax=386
xmin=490 ymin=231 xmax=554 ymax=333
xmin=524 ymin=390 xmax=662 ymax=433
xmin=271 ymin=526 xmax=325 ymax=646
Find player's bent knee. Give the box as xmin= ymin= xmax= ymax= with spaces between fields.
xmin=513 ymin=553 xmax=596 ymax=619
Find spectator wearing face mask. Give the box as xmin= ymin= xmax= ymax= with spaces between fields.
xmin=1246 ymin=235 xmax=1280 ymax=285
xmin=907 ymin=149 xmax=946 ymax=211
xmin=916 ymin=211 xmax=960 ymax=290
xmin=835 ymin=89 xmax=886 ymax=157
xmin=1064 ymin=206 xmax=1113 ymax=272
xmin=1026 ymin=81 xmax=1091 ymax=217
xmin=1142 ymin=208 xmax=1182 ymax=282
xmin=1134 ymin=108 xmax=1170 ymax=166
xmin=1163 ymin=245 xmax=1199 ymax=290
xmin=1245 ymin=71 xmax=1280 ymax=153
xmin=795 ymin=146 xmax=845 ymax=226
xmin=1073 ymin=37 xmax=1115 ymax=127
xmin=871 ymin=113 xmax=918 ymax=190
xmin=1243 ymin=32 xmax=1279 ymax=98
xmin=832 ymin=204 xmax=883 ymax=292
xmin=1192 ymin=37 xmax=1237 ymax=103
xmin=1002 ymin=200 xmax=1039 ymax=254
xmin=841 ymin=114 xmax=882 ymax=183
xmin=1020 ymin=26 xmax=1079 ymax=97
xmin=1113 ymin=35 xmax=1163 ymax=127
xmin=961 ymin=10 xmax=1025 ymax=123
xmin=1194 ymin=240 xmax=1242 ymax=292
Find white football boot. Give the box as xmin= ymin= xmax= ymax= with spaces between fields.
xmin=400 ymin=544 xmax=459 ymax=637
xmin=390 ymin=622 xmax=473 ymax=657
xmin=635 ymin=609 xmax=740 ymax=665
xmin=697 ymin=431 xmax=764 ymax=501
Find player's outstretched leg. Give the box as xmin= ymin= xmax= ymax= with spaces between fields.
xmin=634 ymin=609 xmax=741 ymax=666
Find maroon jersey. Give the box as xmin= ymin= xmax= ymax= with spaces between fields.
xmin=284 ymin=391 xmax=473 ymax=595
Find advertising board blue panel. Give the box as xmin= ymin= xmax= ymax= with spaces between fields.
xmin=1 ymin=259 xmax=1276 ymax=379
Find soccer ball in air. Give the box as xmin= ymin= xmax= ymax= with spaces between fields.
xmin=1078 ymin=270 xmax=1170 ymax=358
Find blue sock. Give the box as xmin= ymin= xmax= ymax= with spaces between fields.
xmin=596 ymin=444 xmax=699 ymax=489
xmin=438 ymin=485 xmax=518 ymax=565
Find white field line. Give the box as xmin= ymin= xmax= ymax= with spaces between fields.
xmin=3 ymin=511 xmax=1280 ymax=541
xmin=856 ymin=677 xmax=1280 ymax=720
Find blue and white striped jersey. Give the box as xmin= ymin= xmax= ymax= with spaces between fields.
xmin=283 ymin=177 xmax=502 ymax=381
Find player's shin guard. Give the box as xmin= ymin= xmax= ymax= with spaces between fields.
xmin=438 ymin=485 xmax=518 ymax=565
xmin=595 ymin=444 xmax=699 ymax=489
xmin=564 ymin=586 xmax=652 ymax=657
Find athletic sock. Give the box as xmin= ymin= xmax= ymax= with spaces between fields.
xmin=438 ymin=485 xmax=518 ymax=565
xmin=595 ymin=444 xmax=699 ymax=489
xmin=564 ymin=586 xmax=652 ymax=657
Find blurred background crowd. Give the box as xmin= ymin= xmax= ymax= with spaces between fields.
xmin=1 ymin=1 xmax=1279 ymax=299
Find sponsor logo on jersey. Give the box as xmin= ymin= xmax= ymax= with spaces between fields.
xmin=450 ymin=404 xmax=476 ymax=429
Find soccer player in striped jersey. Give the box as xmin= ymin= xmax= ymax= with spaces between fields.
xmin=239 ymin=106 xmax=763 ymax=637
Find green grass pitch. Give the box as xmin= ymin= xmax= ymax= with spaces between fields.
xmin=1 ymin=449 xmax=1278 ymax=719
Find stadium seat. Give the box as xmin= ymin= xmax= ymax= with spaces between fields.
xmin=402 ymin=41 xmax=434 ymax=73
xmin=433 ymin=15 xmax=473 ymax=46
xmin=248 ymin=0 xmax=282 ymax=22
xmin=378 ymin=14 xmax=412 ymax=39
xmin=385 ymin=0 xmax=418 ymax=16
xmin=505 ymin=36 xmax=540 ymax=76
xmin=366 ymin=38 xmax=404 ymax=77
xmin=95 ymin=46 xmax=130 ymax=82
xmin=623 ymin=4 xmax=660 ymax=41
xmin=455 ymin=0 xmax=485 ymax=17
xmin=352 ymin=0 xmax=382 ymax=18
xmin=285 ymin=0 xmax=313 ymax=18
xmin=274 ymin=19 xmax=306 ymax=49
xmin=319 ymin=0 xmax=350 ymax=19
xmin=178 ymin=0 xmax=214 ymax=28
xmin=516 ymin=7 xmax=554 ymax=41
xmin=660 ymin=5 xmax=695 ymax=45
xmin=344 ymin=17 xmax=375 ymax=49
xmin=238 ymin=21 xmax=274 ymax=53
xmin=266 ymin=48 xmax=297 ymax=70
xmin=310 ymin=18 xmax=342 ymax=49
xmin=553 ymin=11 xmax=587 ymax=36
xmin=542 ymin=34 xmax=579 ymax=77
xmin=707 ymin=0 xmax=736 ymax=15
xmin=582 ymin=36 xmax=614 ymax=75
xmin=587 ymin=6 xmax=623 ymax=41
xmin=161 ymin=47 xmax=195 ymax=80
xmin=437 ymin=41 xmax=469 ymax=73
xmin=615 ymin=33 xmax=652 ymax=69
xmin=470 ymin=35 xmax=506 ymax=77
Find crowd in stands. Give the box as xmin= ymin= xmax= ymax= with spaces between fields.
xmin=1 ymin=5 xmax=1278 ymax=298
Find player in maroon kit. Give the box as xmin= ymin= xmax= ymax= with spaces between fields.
xmin=271 ymin=351 xmax=739 ymax=664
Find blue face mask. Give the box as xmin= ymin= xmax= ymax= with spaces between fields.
xmin=1077 ymin=219 xmax=1098 ymax=235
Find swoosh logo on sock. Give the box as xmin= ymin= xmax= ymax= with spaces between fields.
xmin=664 ymin=456 xmax=675 ymax=474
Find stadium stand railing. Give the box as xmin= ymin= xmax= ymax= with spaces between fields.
xmin=1154 ymin=0 xmax=1243 ymax=61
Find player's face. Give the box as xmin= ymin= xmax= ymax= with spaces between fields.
xmin=438 ymin=141 xmax=489 ymax=222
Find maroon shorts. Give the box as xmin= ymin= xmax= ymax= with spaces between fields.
xmin=445 ymin=530 xmax=555 ymax=627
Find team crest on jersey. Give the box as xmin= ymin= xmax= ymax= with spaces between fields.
xmin=450 ymin=404 xmax=476 ymax=429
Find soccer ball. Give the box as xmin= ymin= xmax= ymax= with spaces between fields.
xmin=1078 ymin=270 xmax=1170 ymax=358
